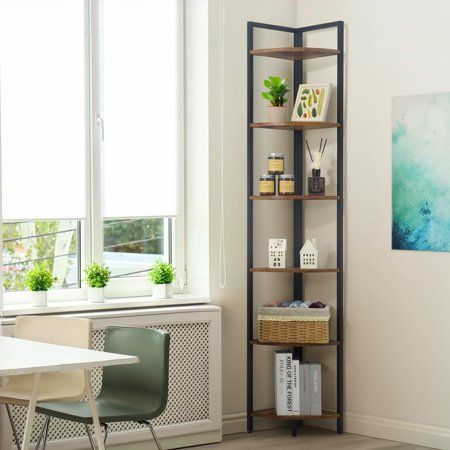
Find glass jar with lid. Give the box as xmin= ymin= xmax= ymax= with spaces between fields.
xmin=259 ymin=174 xmax=275 ymax=196
xmin=278 ymin=174 xmax=295 ymax=195
xmin=268 ymin=153 xmax=284 ymax=175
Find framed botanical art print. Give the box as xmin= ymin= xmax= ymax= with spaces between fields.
xmin=292 ymin=83 xmax=331 ymax=122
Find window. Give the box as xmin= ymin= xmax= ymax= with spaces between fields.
xmin=3 ymin=220 xmax=82 ymax=292
xmin=103 ymin=218 xmax=170 ymax=279
xmin=0 ymin=0 xmax=184 ymax=302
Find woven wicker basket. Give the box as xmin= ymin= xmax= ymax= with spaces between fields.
xmin=258 ymin=305 xmax=330 ymax=344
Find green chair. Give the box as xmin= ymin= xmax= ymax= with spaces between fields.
xmin=36 ymin=326 xmax=170 ymax=450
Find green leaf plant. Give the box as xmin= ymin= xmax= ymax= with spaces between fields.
xmin=148 ymin=260 xmax=176 ymax=285
xmin=84 ymin=262 xmax=111 ymax=288
xmin=261 ymin=76 xmax=289 ymax=107
xmin=25 ymin=263 xmax=55 ymax=291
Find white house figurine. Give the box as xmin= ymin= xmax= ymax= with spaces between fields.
xmin=268 ymin=239 xmax=286 ymax=269
xmin=300 ymin=239 xmax=318 ymax=269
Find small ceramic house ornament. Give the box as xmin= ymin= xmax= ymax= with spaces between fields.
xmin=268 ymin=239 xmax=286 ymax=269
xmin=300 ymin=239 xmax=318 ymax=269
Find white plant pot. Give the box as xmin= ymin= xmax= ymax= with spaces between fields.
xmin=152 ymin=284 xmax=173 ymax=299
xmin=268 ymin=106 xmax=287 ymax=123
xmin=88 ymin=287 xmax=105 ymax=303
xmin=31 ymin=291 xmax=47 ymax=307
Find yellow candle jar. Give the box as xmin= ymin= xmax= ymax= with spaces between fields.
xmin=278 ymin=174 xmax=295 ymax=195
xmin=259 ymin=174 xmax=275 ymax=196
xmin=268 ymin=153 xmax=284 ymax=175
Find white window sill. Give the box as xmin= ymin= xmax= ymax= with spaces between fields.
xmin=0 ymin=294 xmax=210 ymax=317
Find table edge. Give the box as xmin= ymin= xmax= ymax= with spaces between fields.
xmin=0 ymin=355 xmax=139 ymax=377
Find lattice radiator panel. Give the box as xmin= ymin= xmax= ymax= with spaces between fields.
xmin=9 ymin=322 xmax=210 ymax=445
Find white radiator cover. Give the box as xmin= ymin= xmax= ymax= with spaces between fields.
xmin=0 ymin=304 xmax=222 ymax=449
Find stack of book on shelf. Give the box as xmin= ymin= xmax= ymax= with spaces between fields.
xmin=274 ymin=350 xmax=321 ymax=416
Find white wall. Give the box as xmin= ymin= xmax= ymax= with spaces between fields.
xmin=296 ymin=1 xmax=450 ymax=448
xmin=210 ymin=0 xmax=450 ymax=447
xmin=208 ymin=0 xmax=298 ymax=428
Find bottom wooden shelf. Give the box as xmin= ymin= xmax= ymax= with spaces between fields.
xmin=251 ymin=409 xmax=339 ymax=421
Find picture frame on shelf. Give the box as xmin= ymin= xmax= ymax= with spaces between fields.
xmin=292 ymin=83 xmax=332 ymax=122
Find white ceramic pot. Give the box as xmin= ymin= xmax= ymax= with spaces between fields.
xmin=31 ymin=291 xmax=47 ymax=307
xmin=153 ymin=283 xmax=173 ymax=299
xmin=268 ymin=106 xmax=287 ymax=123
xmin=88 ymin=287 xmax=105 ymax=303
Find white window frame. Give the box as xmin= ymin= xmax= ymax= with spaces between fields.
xmin=0 ymin=0 xmax=186 ymax=306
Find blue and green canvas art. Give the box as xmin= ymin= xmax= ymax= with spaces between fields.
xmin=392 ymin=92 xmax=450 ymax=252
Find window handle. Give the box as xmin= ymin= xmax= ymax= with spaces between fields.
xmin=95 ymin=114 xmax=104 ymax=142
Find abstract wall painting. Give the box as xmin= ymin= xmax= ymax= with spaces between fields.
xmin=392 ymin=92 xmax=450 ymax=252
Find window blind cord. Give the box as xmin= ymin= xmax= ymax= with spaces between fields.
xmin=218 ymin=0 xmax=227 ymax=289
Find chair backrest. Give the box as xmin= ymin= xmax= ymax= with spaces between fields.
xmin=15 ymin=316 xmax=92 ymax=348
xmin=100 ymin=326 xmax=170 ymax=416
xmin=13 ymin=316 xmax=93 ymax=401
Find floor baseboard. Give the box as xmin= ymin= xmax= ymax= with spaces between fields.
xmin=222 ymin=412 xmax=287 ymax=436
xmin=345 ymin=412 xmax=450 ymax=450
xmin=223 ymin=411 xmax=450 ymax=450
xmin=222 ymin=413 xmax=247 ymax=435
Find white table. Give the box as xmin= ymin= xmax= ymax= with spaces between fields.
xmin=0 ymin=336 xmax=139 ymax=450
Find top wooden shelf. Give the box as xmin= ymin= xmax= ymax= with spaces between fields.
xmin=250 ymin=47 xmax=340 ymax=61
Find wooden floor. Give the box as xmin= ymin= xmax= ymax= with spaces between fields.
xmin=186 ymin=427 xmax=435 ymax=450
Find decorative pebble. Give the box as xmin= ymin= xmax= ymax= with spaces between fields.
xmin=309 ymin=301 xmax=326 ymax=309
xmin=299 ymin=300 xmax=312 ymax=309
xmin=265 ymin=300 xmax=327 ymax=308
xmin=289 ymin=300 xmax=303 ymax=308
xmin=267 ymin=301 xmax=282 ymax=307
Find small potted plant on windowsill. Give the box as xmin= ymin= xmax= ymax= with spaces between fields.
xmin=25 ymin=264 xmax=55 ymax=307
xmin=84 ymin=262 xmax=111 ymax=303
xmin=261 ymin=76 xmax=289 ymax=122
xmin=149 ymin=260 xmax=176 ymax=299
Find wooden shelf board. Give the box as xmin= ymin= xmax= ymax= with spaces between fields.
xmin=251 ymin=339 xmax=340 ymax=347
xmin=251 ymin=121 xmax=340 ymax=131
xmin=251 ymin=267 xmax=339 ymax=273
xmin=251 ymin=195 xmax=339 ymax=201
xmin=251 ymin=409 xmax=340 ymax=421
xmin=250 ymin=47 xmax=340 ymax=61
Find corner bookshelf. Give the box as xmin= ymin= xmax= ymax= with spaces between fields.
xmin=247 ymin=21 xmax=344 ymax=436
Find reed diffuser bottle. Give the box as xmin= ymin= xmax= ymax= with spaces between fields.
xmin=307 ymin=138 xmax=327 ymax=196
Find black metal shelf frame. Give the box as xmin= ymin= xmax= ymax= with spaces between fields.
xmin=247 ymin=21 xmax=344 ymax=436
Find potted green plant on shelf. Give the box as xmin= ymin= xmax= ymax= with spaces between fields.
xmin=84 ymin=262 xmax=111 ymax=303
xmin=261 ymin=76 xmax=289 ymax=122
xmin=148 ymin=260 xmax=176 ymax=299
xmin=25 ymin=264 xmax=55 ymax=307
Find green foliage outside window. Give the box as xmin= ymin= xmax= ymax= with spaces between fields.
xmin=2 ymin=221 xmax=77 ymax=291
xmin=103 ymin=218 xmax=164 ymax=254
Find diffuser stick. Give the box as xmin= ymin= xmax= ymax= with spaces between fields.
xmin=305 ymin=140 xmax=314 ymax=162
xmin=322 ymin=139 xmax=328 ymax=155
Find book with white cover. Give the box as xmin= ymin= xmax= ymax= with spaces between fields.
xmin=285 ymin=353 xmax=293 ymax=415
xmin=310 ymin=363 xmax=322 ymax=415
xmin=299 ymin=362 xmax=311 ymax=415
xmin=292 ymin=357 xmax=300 ymax=414
xmin=274 ymin=351 xmax=288 ymax=415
